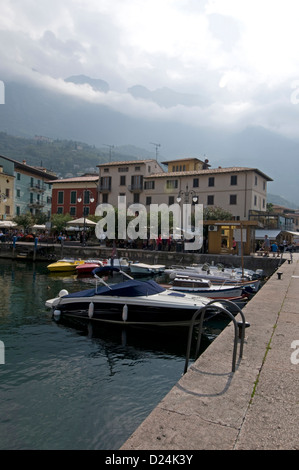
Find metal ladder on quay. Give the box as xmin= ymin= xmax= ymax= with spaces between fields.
xmin=184 ymin=299 xmax=249 ymax=375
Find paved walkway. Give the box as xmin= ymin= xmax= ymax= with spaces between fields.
xmin=121 ymin=253 xmax=299 ymax=450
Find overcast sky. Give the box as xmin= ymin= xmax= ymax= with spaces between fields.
xmin=1 ymin=0 xmax=299 ymax=145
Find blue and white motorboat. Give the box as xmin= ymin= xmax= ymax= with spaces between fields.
xmin=45 ymin=267 xmax=225 ymax=326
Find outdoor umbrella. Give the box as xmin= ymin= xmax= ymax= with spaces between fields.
xmin=67 ymin=218 xmax=97 ymax=226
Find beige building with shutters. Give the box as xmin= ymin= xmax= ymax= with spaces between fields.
xmin=97 ymin=157 xmax=272 ymax=221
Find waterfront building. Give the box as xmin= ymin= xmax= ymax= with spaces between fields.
xmin=51 ymin=174 xmax=98 ymax=218
xmin=0 ymin=155 xmax=57 ymax=220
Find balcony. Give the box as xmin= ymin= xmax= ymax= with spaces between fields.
xmin=128 ymin=184 xmax=143 ymax=193
xmin=28 ymin=201 xmax=45 ymax=209
xmin=29 ymin=184 xmax=46 ymax=193
xmin=98 ymin=184 xmax=111 ymax=192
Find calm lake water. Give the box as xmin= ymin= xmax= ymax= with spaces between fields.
xmin=0 ymin=259 xmax=226 ymax=450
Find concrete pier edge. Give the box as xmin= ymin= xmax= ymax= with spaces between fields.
xmin=121 ymin=254 xmax=299 ymax=450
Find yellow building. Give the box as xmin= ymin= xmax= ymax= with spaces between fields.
xmin=205 ymin=221 xmax=257 ymax=255
xmin=0 ymin=166 xmax=14 ymax=221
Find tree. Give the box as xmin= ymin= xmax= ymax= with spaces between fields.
xmin=50 ymin=213 xmax=72 ymax=233
xmin=13 ymin=213 xmax=35 ymax=232
xmin=203 ymin=206 xmax=234 ymax=220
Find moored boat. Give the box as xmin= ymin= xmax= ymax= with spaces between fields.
xmin=129 ymin=262 xmax=165 ymax=275
xmin=47 ymin=258 xmax=85 ymax=272
xmin=76 ymin=259 xmax=103 ymax=274
xmin=170 ymin=276 xmax=244 ymax=298
xmin=45 ymin=267 xmax=228 ymax=326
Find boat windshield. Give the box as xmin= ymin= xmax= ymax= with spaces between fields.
xmin=63 ymin=279 xmax=166 ymax=298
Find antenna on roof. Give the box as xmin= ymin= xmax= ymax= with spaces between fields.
xmin=150 ymin=142 xmax=161 ymax=161
xmin=103 ymin=144 xmax=114 ymax=162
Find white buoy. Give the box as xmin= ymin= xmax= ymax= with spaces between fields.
xmin=53 ymin=310 xmax=61 ymax=321
xmin=88 ymin=302 xmax=94 ymax=319
xmin=58 ymin=289 xmax=69 ymax=297
xmin=122 ymin=304 xmax=128 ymax=322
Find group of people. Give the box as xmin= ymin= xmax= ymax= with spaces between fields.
xmin=261 ymin=235 xmax=296 ymax=257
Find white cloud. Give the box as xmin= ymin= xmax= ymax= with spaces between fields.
xmin=1 ymin=0 xmax=299 ymax=140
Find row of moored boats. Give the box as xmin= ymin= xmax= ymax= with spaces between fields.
xmin=45 ymin=257 xmax=264 ymax=326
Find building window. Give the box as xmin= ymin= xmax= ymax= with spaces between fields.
xmin=16 ymin=206 xmax=20 ymax=216
xmin=255 ymin=175 xmax=258 ymax=185
xmin=230 ymin=175 xmax=237 ymax=185
xmin=57 ymin=207 xmax=63 ymax=214
xmin=193 ymin=178 xmax=199 ymax=188
xmin=168 ymin=196 xmax=175 ymax=205
xmin=146 ymin=196 xmax=152 ymax=205
xmin=230 ymin=194 xmax=237 ymax=205
xmin=104 ymin=168 xmax=109 ymax=173
xmin=263 ymin=199 xmax=265 ymax=208
xmin=58 ymin=191 xmax=64 ymax=204
xmin=102 ymin=193 xmax=108 ymax=204
xmin=208 ymin=177 xmax=214 ymax=187
xmin=166 ymin=180 xmax=178 ymax=189
xmin=135 ymin=166 xmax=141 ymax=171
xmin=70 ymin=191 xmax=77 ymax=204
xmin=83 ymin=190 xmax=90 ymax=204
xmin=16 ymin=189 xmax=21 ymax=198
xmin=120 ymin=175 xmax=126 ymax=185
xmin=70 ymin=206 xmax=76 ymax=216
xmin=254 ymin=195 xmax=257 ymax=206
xmin=207 ymin=195 xmax=214 ymax=205
xmin=100 ymin=177 xmax=111 ymax=190
xmin=144 ymin=181 xmax=155 ymax=190
xmin=133 ymin=193 xmax=140 ymax=203
xmin=118 ymin=167 xmax=128 ymax=172
xmin=17 ymin=173 xmax=21 ymax=181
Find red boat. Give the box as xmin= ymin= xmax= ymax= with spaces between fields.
xmin=76 ymin=260 xmax=103 ymax=274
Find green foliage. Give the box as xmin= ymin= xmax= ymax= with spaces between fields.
xmin=13 ymin=213 xmax=35 ymax=230
xmin=0 ymin=132 xmax=106 ymax=177
xmin=203 ymin=206 xmax=233 ymax=220
xmin=50 ymin=213 xmax=72 ymax=233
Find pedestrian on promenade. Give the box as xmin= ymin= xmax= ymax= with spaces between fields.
xmin=262 ymin=234 xmax=271 ymax=257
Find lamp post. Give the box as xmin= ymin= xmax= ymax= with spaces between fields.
xmin=176 ymin=186 xmax=198 ymax=250
xmin=77 ymin=190 xmax=95 ymax=245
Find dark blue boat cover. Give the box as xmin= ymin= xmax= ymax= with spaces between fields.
xmin=63 ymin=279 xmax=165 ymax=298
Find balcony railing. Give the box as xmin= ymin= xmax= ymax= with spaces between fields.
xmin=29 ymin=184 xmax=46 ymax=193
xmin=98 ymin=184 xmax=111 ymax=192
xmin=128 ymin=184 xmax=143 ymax=192
xmin=28 ymin=201 xmax=45 ymax=208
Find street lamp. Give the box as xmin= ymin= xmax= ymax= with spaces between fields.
xmin=176 ymin=186 xmax=198 ymax=248
xmin=176 ymin=185 xmax=198 ymax=204
xmin=77 ymin=190 xmax=95 ymax=245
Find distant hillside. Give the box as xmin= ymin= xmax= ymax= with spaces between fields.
xmin=267 ymin=193 xmax=298 ymax=210
xmin=0 ymin=133 xmax=156 ymax=177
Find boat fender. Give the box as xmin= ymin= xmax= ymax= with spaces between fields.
xmin=53 ymin=310 xmax=61 ymax=321
xmin=122 ymin=304 xmax=128 ymax=322
xmin=88 ymin=302 xmax=94 ymax=319
xmin=58 ymin=289 xmax=69 ymax=297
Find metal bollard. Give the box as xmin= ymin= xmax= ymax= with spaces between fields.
xmin=277 ymin=272 xmax=283 ymax=280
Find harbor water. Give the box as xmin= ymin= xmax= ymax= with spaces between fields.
xmin=0 ymin=259 xmax=227 ymax=450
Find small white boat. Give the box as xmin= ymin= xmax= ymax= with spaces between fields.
xmin=129 ymin=262 xmax=165 ymax=275
xmin=170 ymin=276 xmax=244 ymax=298
xmin=102 ymin=257 xmax=131 ymax=272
